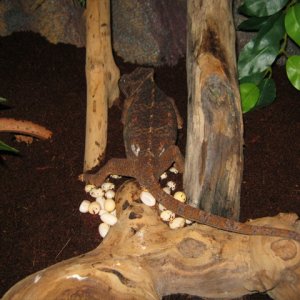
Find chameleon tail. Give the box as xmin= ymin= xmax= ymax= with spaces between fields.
xmin=147 ymin=180 xmax=300 ymax=243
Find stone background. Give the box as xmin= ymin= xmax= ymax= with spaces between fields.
xmin=0 ymin=0 xmax=298 ymax=66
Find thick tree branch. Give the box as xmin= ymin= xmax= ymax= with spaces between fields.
xmin=84 ymin=0 xmax=120 ymax=171
xmin=184 ymin=0 xmax=243 ymax=220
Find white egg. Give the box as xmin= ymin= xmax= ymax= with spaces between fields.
xmin=79 ymin=200 xmax=91 ymax=213
xmin=140 ymin=191 xmax=156 ymax=206
xmin=89 ymin=188 xmax=104 ymax=198
xmin=98 ymin=222 xmax=110 ymax=238
xmin=173 ymin=191 xmax=187 ymax=203
xmin=105 ymin=189 xmax=115 ymax=199
xmin=88 ymin=201 xmax=101 ymax=214
xmin=169 ymin=166 xmax=179 ymax=174
xmin=99 ymin=209 xmax=107 ymax=216
xmin=162 ymin=186 xmax=171 ymax=195
xmin=95 ymin=196 xmax=106 ymax=210
xmin=110 ymin=209 xmax=117 ymax=216
xmin=158 ymin=203 xmax=166 ymax=211
xmin=104 ymin=198 xmax=116 ymax=212
xmin=100 ymin=212 xmax=118 ymax=226
xmin=160 ymin=172 xmax=168 ymax=179
xmin=101 ymin=182 xmax=115 ymax=191
xmin=160 ymin=210 xmax=175 ymax=222
xmin=84 ymin=184 xmax=95 ymax=193
xmin=166 ymin=181 xmax=176 ymax=191
xmin=110 ymin=174 xmax=122 ymax=179
xmin=169 ymin=217 xmax=185 ymax=229
xmin=185 ymin=219 xmax=193 ymax=225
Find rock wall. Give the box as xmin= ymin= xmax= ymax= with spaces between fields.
xmin=0 ymin=0 xmax=298 ymax=66
xmin=0 ymin=0 xmax=85 ymax=47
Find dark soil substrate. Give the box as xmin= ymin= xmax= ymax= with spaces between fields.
xmin=0 ymin=32 xmax=299 ymax=299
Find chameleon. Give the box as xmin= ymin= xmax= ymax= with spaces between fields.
xmin=83 ymin=67 xmax=300 ymax=243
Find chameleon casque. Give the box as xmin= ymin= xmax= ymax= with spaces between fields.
xmin=83 ymin=67 xmax=300 ymax=242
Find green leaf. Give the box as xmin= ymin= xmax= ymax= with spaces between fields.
xmin=256 ymin=78 xmax=276 ymax=107
xmin=0 ymin=140 xmax=19 ymax=153
xmin=239 ymin=0 xmax=289 ymax=17
xmin=285 ymin=3 xmax=300 ymax=46
xmin=239 ymin=83 xmax=260 ymax=113
xmin=239 ymin=71 xmax=266 ymax=85
xmin=0 ymin=96 xmax=7 ymax=103
xmin=238 ymin=16 xmax=269 ymax=31
xmin=286 ymin=55 xmax=300 ymax=90
xmin=238 ymin=12 xmax=285 ymax=79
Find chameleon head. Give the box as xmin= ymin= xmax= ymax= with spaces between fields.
xmin=119 ymin=68 xmax=154 ymax=97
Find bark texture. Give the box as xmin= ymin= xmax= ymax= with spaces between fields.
xmin=3 ymin=180 xmax=300 ymax=300
xmin=83 ymin=0 xmax=120 ymax=171
xmin=183 ymin=0 xmax=243 ymax=220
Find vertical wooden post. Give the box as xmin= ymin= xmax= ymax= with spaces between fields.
xmin=84 ymin=0 xmax=120 ymax=171
xmin=184 ymin=0 xmax=243 ymax=219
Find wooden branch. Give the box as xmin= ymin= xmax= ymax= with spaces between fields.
xmin=0 ymin=118 xmax=52 ymax=140
xmin=4 ymin=181 xmax=300 ymax=299
xmin=183 ymin=0 xmax=243 ymax=220
xmin=84 ymin=0 xmax=120 ymax=171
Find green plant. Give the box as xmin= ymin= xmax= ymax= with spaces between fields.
xmin=237 ymin=0 xmax=300 ymax=113
xmin=0 ymin=97 xmax=18 ymax=153
xmin=74 ymin=0 xmax=86 ymax=8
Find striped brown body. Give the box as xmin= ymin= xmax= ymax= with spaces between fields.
xmin=84 ymin=67 xmax=300 ymax=243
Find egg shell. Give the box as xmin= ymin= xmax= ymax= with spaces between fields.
xmin=84 ymin=184 xmax=95 ymax=193
xmin=100 ymin=212 xmax=118 ymax=226
xmin=173 ymin=191 xmax=187 ymax=203
xmin=89 ymin=188 xmax=104 ymax=198
xmin=169 ymin=167 xmax=179 ymax=174
xmin=162 ymin=186 xmax=171 ymax=195
xmin=140 ymin=191 xmax=156 ymax=206
xmin=105 ymin=189 xmax=115 ymax=199
xmin=160 ymin=210 xmax=175 ymax=222
xmin=166 ymin=181 xmax=176 ymax=191
xmin=185 ymin=219 xmax=193 ymax=225
xmin=110 ymin=174 xmax=122 ymax=179
xmin=101 ymin=182 xmax=115 ymax=191
xmin=158 ymin=203 xmax=166 ymax=211
xmin=99 ymin=209 xmax=107 ymax=216
xmin=88 ymin=201 xmax=101 ymax=214
xmin=79 ymin=200 xmax=91 ymax=213
xmin=95 ymin=196 xmax=106 ymax=210
xmin=160 ymin=172 xmax=168 ymax=180
xmin=104 ymin=198 xmax=116 ymax=212
xmin=98 ymin=223 xmax=110 ymax=238
xmin=169 ymin=217 xmax=185 ymax=229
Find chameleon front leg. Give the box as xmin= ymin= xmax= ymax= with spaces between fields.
xmin=155 ymin=145 xmax=185 ymax=179
xmin=83 ymin=158 xmax=137 ymax=187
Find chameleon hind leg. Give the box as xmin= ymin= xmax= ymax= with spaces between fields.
xmin=83 ymin=158 xmax=137 ymax=187
xmin=154 ymin=145 xmax=185 ymax=179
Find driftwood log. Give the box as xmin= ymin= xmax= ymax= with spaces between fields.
xmin=3 ymin=180 xmax=300 ymax=299
xmin=83 ymin=0 xmax=120 ymax=171
xmin=183 ymin=0 xmax=243 ymax=220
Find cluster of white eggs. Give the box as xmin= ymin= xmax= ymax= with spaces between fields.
xmin=79 ymin=166 xmax=192 ymax=238
xmin=79 ymin=180 xmax=118 ymax=238
xmin=140 ymin=165 xmax=193 ymax=229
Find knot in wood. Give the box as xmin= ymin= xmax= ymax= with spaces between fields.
xmin=177 ymin=238 xmax=206 ymax=258
xmin=271 ymin=239 xmax=297 ymax=261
